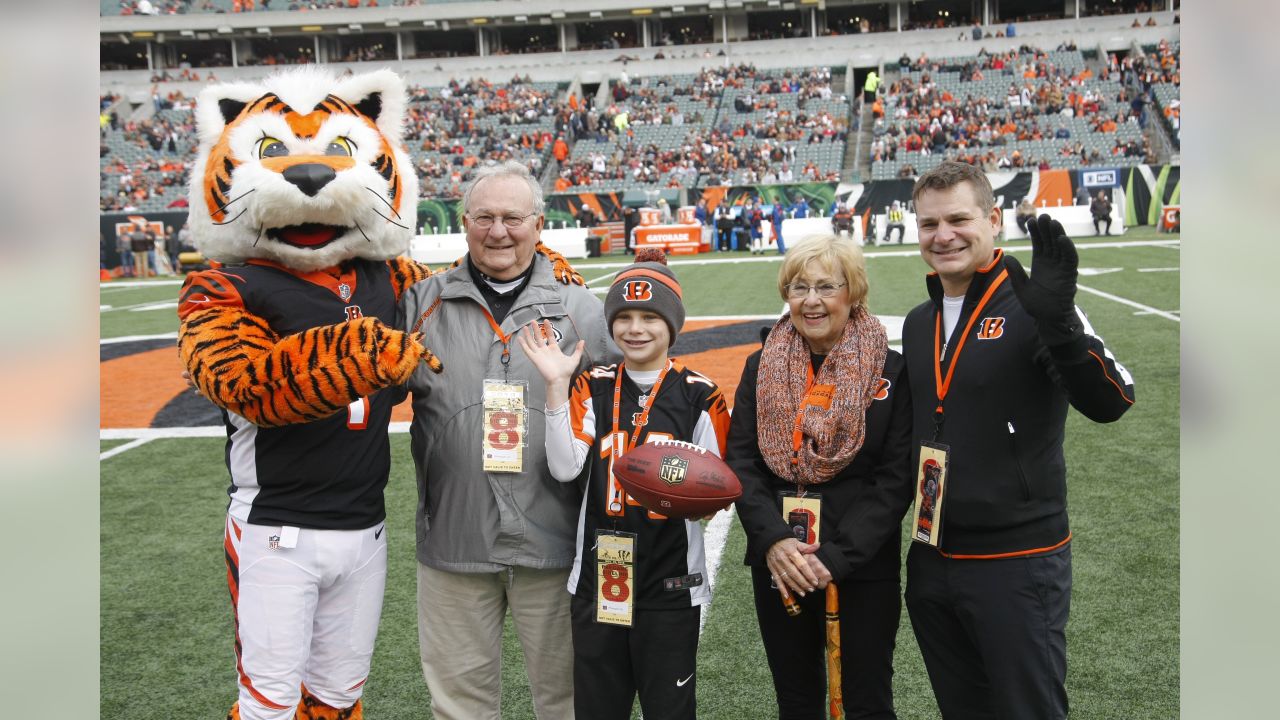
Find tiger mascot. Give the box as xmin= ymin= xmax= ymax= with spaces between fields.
xmin=176 ymin=67 xmax=581 ymax=720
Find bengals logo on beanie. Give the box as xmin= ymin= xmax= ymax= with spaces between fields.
xmin=605 ymin=248 xmax=685 ymax=347
xmin=622 ymin=280 xmax=654 ymax=302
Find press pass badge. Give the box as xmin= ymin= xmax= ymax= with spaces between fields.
xmin=780 ymin=491 xmax=822 ymax=544
xmin=482 ymin=380 xmax=527 ymax=473
xmin=912 ymin=441 xmax=950 ymax=547
xmin=595 ymin=531 xmax=637 ymax=627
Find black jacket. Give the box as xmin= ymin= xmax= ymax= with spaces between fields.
xmin=727 ymin=346 xmax=914 ymax=582
xmin=901 ymin=249 xmax=1135 ymax=556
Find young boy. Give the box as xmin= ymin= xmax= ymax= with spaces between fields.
xmin=518 ymin=248 xmax=732 ymax=720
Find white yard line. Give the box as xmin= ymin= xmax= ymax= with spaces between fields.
xmin=101 ymin=332 xmax=178 ymax=345
xmin=1137 ymin=267 xmax=1180 ymax=273
xmin=101 ymin=300 xmax=179 ymax=313
xmin=1077 ymin=284 xmax=1181 ymax=322
xmin=700 ymin=506 xmax=734 ymax=635
xmin=102 ymin=426 xmax=227 ymax=440
xmin=585 ymin=239 xmax=1178 ymax=269
xmin=100 ymin=279 xmax=185 ymax=289
xmin=99 ymin=437 xmax=155 ymax=460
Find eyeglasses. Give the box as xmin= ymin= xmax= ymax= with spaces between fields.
xmin=785 ymin=282 xmax=847 ymax=299
xmin=466 ymin=212 xmax=538 ymax=229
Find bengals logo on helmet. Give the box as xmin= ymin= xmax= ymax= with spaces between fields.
xmin=623 ymin=280 xmax=653 ymax=302
xmin=872 ymin=377 xmax=890 ymax=401
xmin=976 ymin=317 xmax=1005 ymax=340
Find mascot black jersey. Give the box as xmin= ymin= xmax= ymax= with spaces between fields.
xmin=179 ymin=258 xmax=408 ymax=530
xmin=564 ymin=361 xmax=731 ymax=609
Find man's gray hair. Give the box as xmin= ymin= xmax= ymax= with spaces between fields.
xmin=462 ymin=160 xmax=545 ymax=215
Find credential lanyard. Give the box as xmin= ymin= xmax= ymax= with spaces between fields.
xmin=611 ymin=359 xmax=673 ymax=462
xmin=480 ymin=307 xmax=515 ymax=378
xmin=932 ymin=269 xmax=1008 ymax=439
xmin=789 ymin=361 xmax=817 ymax=493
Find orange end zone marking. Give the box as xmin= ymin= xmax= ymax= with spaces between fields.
xmin=101 ymin=346 xmax=194 ymax=429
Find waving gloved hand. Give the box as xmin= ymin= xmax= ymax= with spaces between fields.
xmin=1004 ymin=214 xmax=1081 ymax=346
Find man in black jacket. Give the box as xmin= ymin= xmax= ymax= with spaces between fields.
xmin=1090 ymin=190 xmax=1113 ymax=235
xmin=902 ymin=162 xmax=1135 ymax=719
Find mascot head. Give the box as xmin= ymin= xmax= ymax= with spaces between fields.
xmin=188 ymin=66 xmax=418 ymax=271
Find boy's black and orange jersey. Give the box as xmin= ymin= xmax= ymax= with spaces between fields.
xmin=564 ymin=360 xmax=731 ymax=610
xmin=177 ymin=256 xmax=428 ymax=530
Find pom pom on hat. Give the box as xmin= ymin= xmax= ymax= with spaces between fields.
xmin=634 ymin=247 xmax=668 ymax=265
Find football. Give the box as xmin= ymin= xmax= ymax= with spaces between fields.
xmin=614 ymin=439 xmax=742 ymax=519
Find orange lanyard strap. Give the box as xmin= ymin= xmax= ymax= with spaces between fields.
xmin=789 ymin=362 xmax=816 ymax=472
xmin=611 ymin=360 xmax=672 ymax=460
xmin=479 ymin=307 xmax=514 ymax=368
xmin=932 ymin=269 xmax=1007 ymax=438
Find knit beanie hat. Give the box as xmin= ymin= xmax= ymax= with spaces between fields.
xmin=604 ymin=248 xmax=685 ymax=347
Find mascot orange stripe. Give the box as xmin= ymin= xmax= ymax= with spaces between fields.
xmin=203 ymin=92 xmax=403 ymax=221
xmin=179 ymin=307 xmax=424 ymax=428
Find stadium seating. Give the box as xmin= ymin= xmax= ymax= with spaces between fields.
xmin=98 ymin=78 xmax=570 ymax=211
xmin=104 ymin=0 xmax=469 ymax=16
xmin=99 ymin=8 xmax=1180 ymax=216
xmin=559 ymin=65 xmax=847 ymax=192
xmin=869 ymin=47 xmax=1152 ymax=180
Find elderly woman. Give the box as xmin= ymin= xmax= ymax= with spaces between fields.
xmin=727 ymin=234 xmax=913 ymax=720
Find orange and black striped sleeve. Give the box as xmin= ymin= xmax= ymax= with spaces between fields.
xmin=178 ymin=271 xmax=425 ymax=427
xmin=387 ymin=255 xmax=433 ymax=301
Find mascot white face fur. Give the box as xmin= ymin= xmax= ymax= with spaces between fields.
xmin=188 ymin=66 xmax=418 ymax=272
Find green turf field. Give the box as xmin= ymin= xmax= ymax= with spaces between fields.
xmin=101 ymin=227 xmax=1179 ymax=718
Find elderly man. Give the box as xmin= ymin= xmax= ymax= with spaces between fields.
xmin=400 ymin=161 xmax=615 ymax=720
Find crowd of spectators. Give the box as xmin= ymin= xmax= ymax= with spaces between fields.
xmin=100 ymin=73 xmax=582 ymax=209
xmin=871 ymin=44 xmax=1159 ymax=178
xmin=556 ymin=64 xmax=847 ymax=190
xmin=100 ymin=156 xmax=191 ymax=212
xmin=112 ymin=0 xmax=411 ymax=14
xmin=100 ymin=89 xmax=198 ymax=212
xmin=99 ymin=38 xmax=1174 ymax=211
xmin=402 ymin=76 xmax=573 ymax=198
xmin=1113 ymin=37 xmax=1179 ymax=145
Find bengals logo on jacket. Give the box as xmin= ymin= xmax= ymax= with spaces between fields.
xmin=976 ymin=316 xmax=1005 ymax=340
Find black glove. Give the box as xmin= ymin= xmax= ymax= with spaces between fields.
xmin=1005 ymin=214 xmax=1081 ymax=347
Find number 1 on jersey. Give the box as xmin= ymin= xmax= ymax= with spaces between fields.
xmin=606 ymin=430 xmax=673 ymax=519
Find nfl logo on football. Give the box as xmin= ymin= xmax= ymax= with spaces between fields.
xmin=659 ymin=455 xmax=688 ymax=486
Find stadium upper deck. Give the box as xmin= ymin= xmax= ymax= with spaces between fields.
xmin=100 ymin=3 xmax=1179 ymax=212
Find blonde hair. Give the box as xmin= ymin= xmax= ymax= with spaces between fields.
xmin=777 ymin=234 xmax=870 ymax=307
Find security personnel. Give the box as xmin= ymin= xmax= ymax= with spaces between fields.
xmin=830 ymin=202 xmax=855 ymax=239
xmin=863 ymin=70 xmax=881 ymax=104
xmin=884 ymin=201 xmax=906 ymax=244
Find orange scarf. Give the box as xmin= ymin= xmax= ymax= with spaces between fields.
xmin=756 ymin=307 xmax=888 ymax=485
